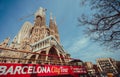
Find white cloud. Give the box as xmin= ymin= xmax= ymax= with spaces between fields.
xmin=68 ymin=36 xmax=89 ymax=53
xmin=65 ymin=36 xmax=120 ymax=63
xmin=66 ymin=36 xmax=109 ymax=63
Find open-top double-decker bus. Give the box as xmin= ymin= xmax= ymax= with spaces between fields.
xmin=0 ymin=47 xmax=88 ymax=77
xmin=0 ymin=7 xmax=88 ymax=77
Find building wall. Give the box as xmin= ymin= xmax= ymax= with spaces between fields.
xmin=96 ymin=58 xmax=118 ymax=75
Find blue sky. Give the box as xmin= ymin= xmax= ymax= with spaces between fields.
xmin=0 ymin=0 xmax=120 ymax=63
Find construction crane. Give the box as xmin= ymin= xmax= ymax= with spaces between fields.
xmin=18 ymin=8 xmax=47 ymax=21
xmin=18 ymin=13 xmax=34 ymax=21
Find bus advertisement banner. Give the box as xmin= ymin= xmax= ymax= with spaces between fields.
xmin=0 ymin=63 xmax=86 ymax=77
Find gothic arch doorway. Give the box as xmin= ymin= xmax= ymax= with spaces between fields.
xmin=37 ymin=51 xmax=46 ymax=63
xmin=48 ymin=47 xmax=60 ymax=64
xmin=28 ymin=55 xmax=36 ymax=64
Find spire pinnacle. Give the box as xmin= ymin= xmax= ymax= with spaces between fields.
xmin=54 ymin=16 xmax=57 ymax=25
xmin=35 ymin=7 xmax=46 ymax=17
xmin=50 ymin=12 xmax=53 ymax=19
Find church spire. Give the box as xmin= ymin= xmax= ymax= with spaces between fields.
xmin=53 ymin=17 xmax=60 ymax=42
xmin=49 ymin=12 xmax=54 ymax=30
xmin=49 ymin=13 xmax=60 ymax=42
xmin=34 ymin=7 xmax=46 ymax=26
xmin=53 ymin=17 xmax=58 ymax=34
xmin=35 ymin=7 xmax=46 ymax=18
xmin=50 ymin=12 xmax=53 ymax=20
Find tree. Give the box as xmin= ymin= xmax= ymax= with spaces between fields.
xmin=79 ymin=0 xmax=120 ymax=51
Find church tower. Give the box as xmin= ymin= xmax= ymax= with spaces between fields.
xmin=30 ymin=7 xmax=48 ymax=44
xmin=49 ymin=13 xmax=60 ymax=42
xmin=49 ymin=13 xmax=54 ymax=35
xmin=53 ymin=17 xmax=60 ymax=42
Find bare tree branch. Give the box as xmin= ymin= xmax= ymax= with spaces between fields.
xmin=79 ymin=0 xmax=120 ymax=51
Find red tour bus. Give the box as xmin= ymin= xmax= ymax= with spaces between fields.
xmin=0 ymin=47 xmax=88 ymax=77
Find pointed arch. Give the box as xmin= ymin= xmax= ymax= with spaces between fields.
xmin=37 ymin=51 xmax=46 ymax=63
xmin=28 ymin=55 xmax=36 ymax=64
xmin=48 ymin=47 xmax=60 ymax=64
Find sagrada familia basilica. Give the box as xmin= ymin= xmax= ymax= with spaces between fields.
xmin=0 ymin=7 xmax=70 ymax=64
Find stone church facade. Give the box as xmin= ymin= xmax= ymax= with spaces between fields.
xmin=0 ymin=7 xmax=70 ymax=64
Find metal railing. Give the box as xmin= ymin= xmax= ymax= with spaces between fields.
xmin=0 ymin=47 xmax=78 ymax=66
